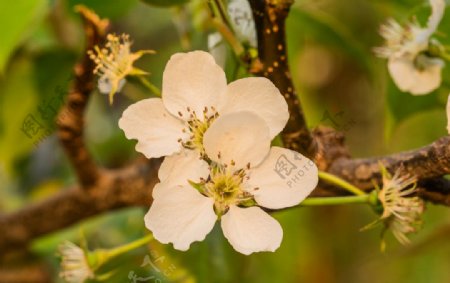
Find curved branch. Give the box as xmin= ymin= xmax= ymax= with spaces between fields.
xmin=248 ymin=0 xmax=316 ymax=157
xmin=0 ymin=158 xmax=160 ymax=255
xmin=56 ymin=6 xmax=108 ymax=187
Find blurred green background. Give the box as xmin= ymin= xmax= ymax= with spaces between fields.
xmin=1 ymin=0 xmax=450 ymax=282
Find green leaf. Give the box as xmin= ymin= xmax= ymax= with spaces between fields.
xmin=140 ymin=0 xmax=190 ymax=7
xmin=0 ymin=57 xmax=39 ymax=170
xmin=0 ymin=0 xmax=47 ymax=73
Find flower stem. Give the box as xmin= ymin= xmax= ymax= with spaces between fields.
xmin=91 ymin=234 xmax=154 ymax=269
xmin=104 ymin=234 xmax=154 ymax=259
xmin=439 ymin=51 xmax=450 ymax=61
xmin=318 ymin=171 xmax=366 ymax=196
xmin=208 ymin=0 xmax=245 ymax=58
xmin=210 ymin=18 xmax=245 ymax=57
xmin=301 ymin=195 xmax=370 ymax=206
xmin=135 ymin=76 xmax=161 ymax=97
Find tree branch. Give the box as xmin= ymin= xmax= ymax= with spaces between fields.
xmin=327 ymin=135 xmax=450 ymax=189
xmin=56 ymin=6 xmax=108 ymax=187
xmin=248 ymin=0 xmax=316 ymax=157
xmin=0 ymin=158 xmax=160 ymax=255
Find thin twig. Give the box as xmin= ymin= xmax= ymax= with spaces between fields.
xmin=56 ymin=6 xmax=108 ymax=187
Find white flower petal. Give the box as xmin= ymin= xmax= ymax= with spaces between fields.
xmin=221 ymin=77 xmax=289 ymax=139
xmin=162 ymin=51 xmax=227 ymax=120
xmin=154 ymin=150 xmax=209 ymax=198
xmin=388 ymin=56 xmax=444 ymax=95
xmin=98 ymin=77 xmax=126 ymax=94
xmin=228 ymin=0 xmax=257 ymax=47
xmin=221 ymin=206 xmax=282 ymax=255
xmin=245 ymin=147 xmax=318 ymax=209
xmin=446 ymin=94 xmax=450 ymax=134
xmin=208 ymin=32 xmax=227 ymax=68
xmin=203 ymin=112 xmax=271 ymax=169
xmin=119 ymin=98 xmax=187 ymax=158
xmin=426 ymin=0 xmax=445 ymax=36
xmin=145 ymin=185 xmax=216 ymax=251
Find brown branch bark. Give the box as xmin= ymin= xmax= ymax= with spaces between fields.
xmin=0 ymin=158 xmax=160 ymax=255
xmin=56 ymin=6 xmax=108 ymax=187
xmin=327 ymin=135 xmax=450 ymax=189
xmin=248 ymin=0 xmax=316 ymax=158
xmin=0 ymin=265 xmax=51 ymax=283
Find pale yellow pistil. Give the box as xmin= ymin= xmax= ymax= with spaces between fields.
xmin=202 ymin=165 xmax=255 ymax=217
xmin=178 ymin=107 xmax=219 ymax=156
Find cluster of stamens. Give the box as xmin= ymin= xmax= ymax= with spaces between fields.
xmin=201 ymin=163 xmax=254 ymax=216
xmin=374 ymin=19 xmax=417 ymax=58
xmin=58 ymin=241 xmax=94 ymax=283
xmin=378 ymin=170 xmax=424 ymax=245
xmin=178 ymin=106 xmax=219 ymax=156
xmin=88 ymin=33 xmax=133 ymax=80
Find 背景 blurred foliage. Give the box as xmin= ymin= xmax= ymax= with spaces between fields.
xmin=1 ymin=0 xmax=450 ymax=282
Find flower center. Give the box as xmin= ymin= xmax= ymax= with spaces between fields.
xmin=179 ymin=107 xmax=219 ymax=156
xmin=202 ymin=165 xmax=254 ymax=217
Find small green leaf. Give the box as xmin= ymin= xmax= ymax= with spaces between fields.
xmin=140 ymin=0 xmax=190 ymax=7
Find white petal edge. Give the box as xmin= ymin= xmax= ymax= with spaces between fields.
xmin=118 ymin=98 xmax=187 ymax=158
xmin=145 ymin=185 xmax=216 ymax=251
xmin=245 ymin=147 xmax=318 ymax=209
xmin=446 ymin=94 xmax=450 ymax=134
xmin=221 ymin=77 xmax=289 ymax=139
xmin=221 ymin=206 xmax=282 ymax=255
xmin=98 ymin=77 xmax=125 ymax=94
xmin=425 ymin=0 xmax=445 ymax=36
xmin=203 ymin=111 xmax=271 ymax=169
xmin=388 ymin=56 xmax=444 ymax=95
xmin=208 ymin=32 xmax=227 ymax=68
xmin=162 ymin=51 xmax=227 ymax=120
xmin=154 ymin=150 xmax=209 ymax=198
xmin=228 ymin=0 xmax=257 ymax=47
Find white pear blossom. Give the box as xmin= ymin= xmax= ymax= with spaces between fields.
xmin=58 ymin=241 xmax=94 ymax=283
xmin=119 ymin=51 xmax=288 ymax=159
xmin=88 ymin=33 xmax=154 ymax=104
xmin=145 ymin=112 xmax=318 ymax=255
xmin=375 ymin=0 xmax=446 ymax=95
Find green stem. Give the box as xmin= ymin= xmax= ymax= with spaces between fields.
xmin=136 ymin=76 xmax=161 ymax=97
xmin=213 ymin=0 xmax=234 ymax=32
xmin=301 ymin=195 xmax=370 ymax=206
xmin=318 ymin=171 xmax=366 ymax=196
xmin=210 ymin=18 xmax=245 ymax=57
xmin=105 ymin=234 xmax=154 ymax=259
xmin=89 ymin=234 xmax=154 ymax=271
xmin=439 ymin=51 xmax=450 ymax=61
